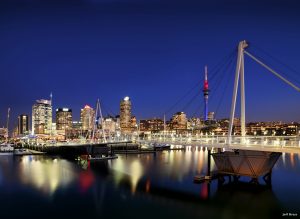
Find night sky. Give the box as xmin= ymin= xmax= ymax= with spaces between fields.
xmin=1 ymin=0 xmax=300 ymax=129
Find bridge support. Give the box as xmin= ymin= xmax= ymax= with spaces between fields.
xmin=206 ymin=149 xmax=211 ymax=177
xmin=228 ymin=40 xmax=248 ymax=143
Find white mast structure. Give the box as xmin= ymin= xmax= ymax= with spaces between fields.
xmin=163 ymin=114 xmax=166 ymax=141
xmin=228 ymin=40 xmax=300 ymax=145
xmin=228 ymin=40 xmax=247 ymax=144
xmin=6 ymin=107 xmax=10 ymax=143
xmin=50 ymin=92 xmax=53 ymax=138
xmin=92 ymin=99 xmax=106 ymax=143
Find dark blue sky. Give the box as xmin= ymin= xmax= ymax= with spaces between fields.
xmin=1 ymin=0 xmax=300 ymax=128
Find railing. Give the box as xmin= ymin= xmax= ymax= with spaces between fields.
xmin=138 ymin=135 xmax=300 ymax=150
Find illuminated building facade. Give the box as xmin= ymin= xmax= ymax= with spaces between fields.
xmin=80 ymin=105 xmax=95 ymax=130
xmin=56 ymin=108 xmax=72 ymax=131
xmin=103 ymin=117 xmax=117 ymax=134
xmin=120 ymin=96 xmax=132 ymax=133
xmin=140 ymin=118 xmax=164 ymax=132
xmin=32 ymin=99 xmax=52 ymax=134
xmin=130 ymin=116 xmax=137 ymax=132
xmin=0 ymin=128 xmax=7 ymax=139
xmin=18 ymin=114 xmax=29 ymax=135
xmin=72 ymin=121 xmax=82 ymax=129
xmin=65 ymin=121 xmax=85 ymax=139
xmin=170 ymin=112 xmax=187 ymax=131
xmin=187 ymin=117 xmax=202 ymax=130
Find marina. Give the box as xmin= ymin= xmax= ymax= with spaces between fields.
xmin=0 ymin=148 xmax=299 ymax=219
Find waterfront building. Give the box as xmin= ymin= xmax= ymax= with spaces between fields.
xmin=130 ymin=116 xmax=137 ymax=132
xmin=0 ymin=128 xmax=7 ymax=139
xmin=140 ymin=118 xmax=164 ymax=133
xmin=103 ymin=116 xmax=117 ymax=134
xmin=114 ymin=115 xmax=121 ymax=135
xmin=80 ymin=105 xmax=95 ymax=131
xmin=18 ymin=114 xmax=29 ymax=135
xmin=187 ymin=117 xmax=202 ymax=130
xmin=120 ymin=96 xmax=132 ymax=134
xmin=56 ymin=108 xmax=72 ymax=131
xmin=170 ymin=112 xmax=187 ymax=131
xmin=72 ymin=121 xmax=82 ymax=129
xmin=51 ymin=123 xmax=57 ymax=135
xmin=32 ymin=99 xmax=52 ymax=135
xmin=12 ymin=127 xmax=19 ymax=138
xmin=65 ymin=121 xmax=85 ymax=139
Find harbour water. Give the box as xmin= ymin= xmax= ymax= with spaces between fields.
xmin=0 ymin=147 xmax=299 ymax=219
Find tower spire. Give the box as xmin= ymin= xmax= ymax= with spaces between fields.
xmin=50 ymin=92 xmax=53 ymax=105
xmin=203 ymin=65 xmax=209 ymax=121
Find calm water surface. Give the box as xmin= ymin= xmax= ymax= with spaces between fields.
xmin=0 ymin=147 xmax=299 ymax=219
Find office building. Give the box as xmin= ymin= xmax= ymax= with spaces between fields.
xmin=120 ymin=96 xmax=132 ymax=133
xmin=140 ymin=118 xmax=164 ymax=132
xmin=32 ymin=99 xmax=52 ymax=134
xmin=56 ymin=108 xmax=72 ymax=131
xmin=18 ymin=114 xmax=29 ymax=135
xmin=103 ymin=117 xmax=117 ymax=134
xmin=80 ymin=105 xmax=95 ymax=130
xmin=130 ymin=116 xmax=137 ymax=132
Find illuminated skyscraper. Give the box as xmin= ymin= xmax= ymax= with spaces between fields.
xmin=80 ymin=105 xmax=95 ymax=130
xmin=56 ymin=108 xmax=72 ymax=131
xmin=120 ymin=96 xmax=132 ymax=133
xmin=32 ymin=99 xmax=52 ymax=134
xmin=18 ymin=114 xmax=29 ymax=135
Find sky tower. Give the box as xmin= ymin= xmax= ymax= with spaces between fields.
xmin=203 ymin=66 xmax=209 ymax=121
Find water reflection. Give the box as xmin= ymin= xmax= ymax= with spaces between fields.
xmin=111 ymin=157 xmax=143 ymax=194
xmin=79 ymin=169 xmax=95 ymax=193
xmin=103 ymin=147 xmax=219 ymax=200
xmin=278 ymin=152 xmax=300 ymax=169
xmin=212 ymin=182 xmax=281 ymax=219
xmin=18 ymin=156 xmax=77 ymax=195
xmin=0 ymin=147 xmax=299 ymax=219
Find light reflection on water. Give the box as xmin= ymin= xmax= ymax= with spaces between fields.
xmin=110 ymin=157 xmax=143 ymax=193
xmin=18 ymin=156 xmax=77 ymax=195
xmin=0 ymin=147 xmax=299 ymax=219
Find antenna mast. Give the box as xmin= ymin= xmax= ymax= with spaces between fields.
xmin=6 ymin=108 xmax=10 ymax=142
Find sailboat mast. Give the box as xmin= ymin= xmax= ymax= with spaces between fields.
xmin=163 ymin=114 xmax=166 ymax=140
xmin=91 ymin=100 xmax=99 ymax=142
xmin=6 ymin=107 xmax=10 ymax=142
xmin=98 ymin=100 xmax=106 ymax=143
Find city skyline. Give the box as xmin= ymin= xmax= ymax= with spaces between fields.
xmin=1 ymin=0 xmax=300 ymax=127
xmin=1 ymin=2 xmax=300 ymax=218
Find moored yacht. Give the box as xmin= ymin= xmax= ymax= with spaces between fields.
xmin=0 ymin=143 xmax=14 ymax=155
